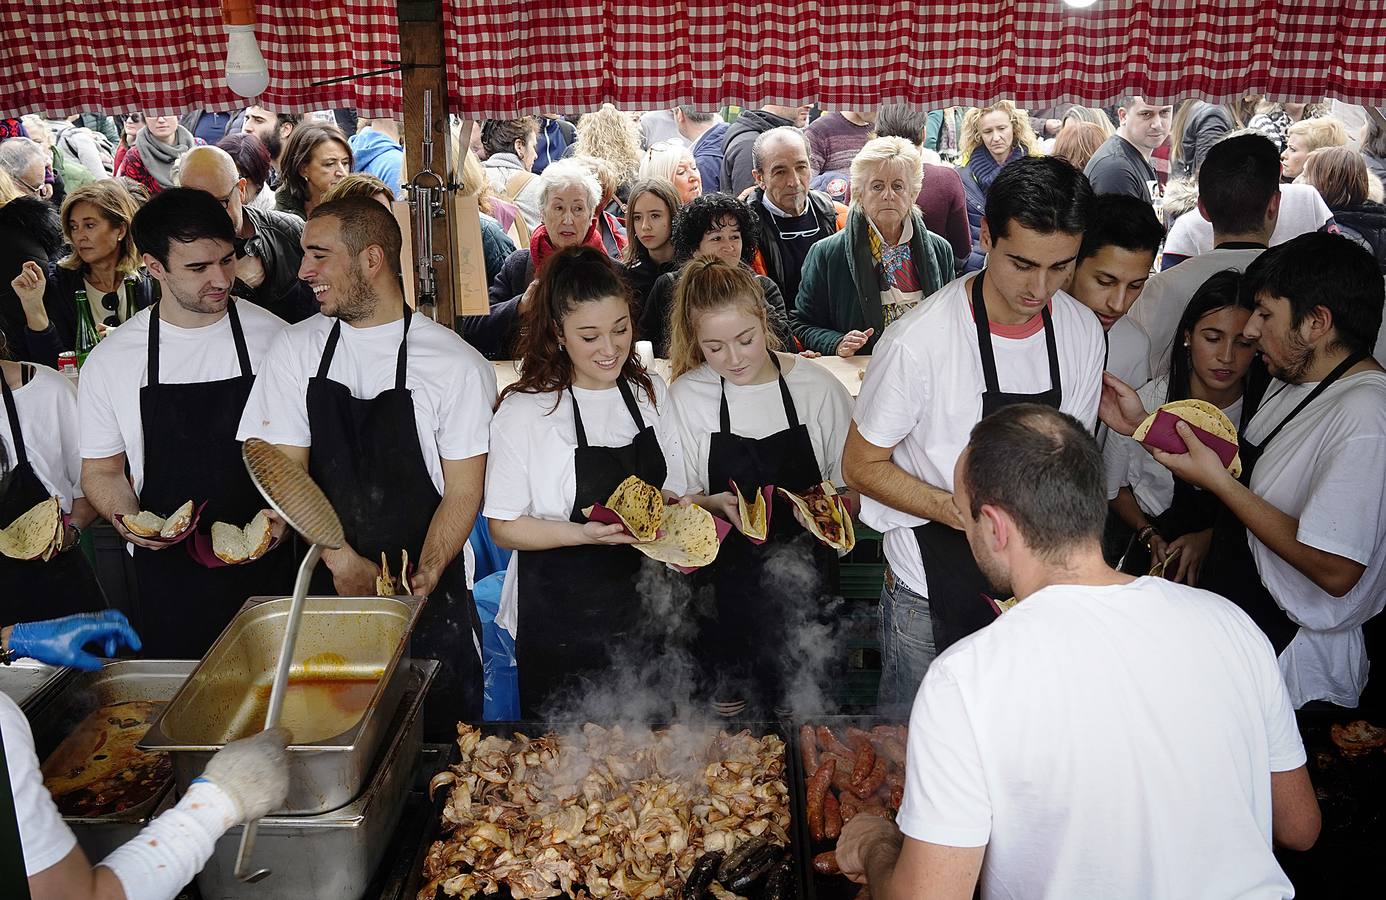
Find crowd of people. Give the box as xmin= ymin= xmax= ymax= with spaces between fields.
xmin=2 ymin=94 xmax=1385 ymax=898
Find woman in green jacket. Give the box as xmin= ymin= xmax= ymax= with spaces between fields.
xmin=791 ymin=137 xmax=955 ymax=357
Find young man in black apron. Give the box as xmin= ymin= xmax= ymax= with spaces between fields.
xmin=0 ymin=360 xmax=105 ymax=620
xmin=1112 ymin=233 xmax=1386 ymax=710
xmin=845 ymin=157 xmax=1105 ymax=710
xmin=78 ymin=189 xmax=293 ymax=659
xmin=238 ymin=197 xmax=495 ymax=728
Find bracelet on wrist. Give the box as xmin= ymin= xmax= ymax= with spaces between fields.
xmin=1136 ymin=524 xmax=1158 ymax=546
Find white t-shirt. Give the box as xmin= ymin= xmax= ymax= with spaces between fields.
xmin=1103 ymin=375 xmax=1244 ymax=516
xmin=1243 ymin=370 xmax=1386 ymax=707
xmin=1106 ymin=315 xmax=1151 ymax=388
xmin=668 ymin=354 xmax=854 ymax=494
xmin=898 ymin=578 xmax=1303 ymax=900
xmin=1162 ymin=184 xmax=1333 ymax=263
xmin=2 ymin=365 xmax=83 ymax=512
xmin=78 ymin=303 xmax=287 ymax=494
xmin=0 ymin=692 xmax=77 ymax=876
xmin=484 ymin=376 xmax=687 ymax=634
xmin=854 ymin=275 xmax=1105 ymax=596
xmin=236 ymin=313 xmax=496 ymax=495
xmin=1130 ymin=247 xmax=1265 ymax=377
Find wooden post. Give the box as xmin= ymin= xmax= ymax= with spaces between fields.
xmin=398 ymin=1 xmax=452 ymax=326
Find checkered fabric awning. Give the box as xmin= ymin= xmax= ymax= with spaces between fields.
xmin=443 ymin=0 xmax=1386 ymax=118
xmin=0 ymin=1 xmax=401 ymax=119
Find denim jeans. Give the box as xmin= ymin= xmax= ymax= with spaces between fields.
xmin=877 ymin=567 xmax=938 ymax=715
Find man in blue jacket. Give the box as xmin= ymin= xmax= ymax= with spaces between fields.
xmin=349 ymin=118 xmax=404 ymax=197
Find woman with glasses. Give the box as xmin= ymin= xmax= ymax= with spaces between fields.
xmin=638 ymin=193 xmax=793 ymax=357
xmin=639 ymin=141 xmax=703 ymax=205
xmin=0 ymin=165 xmax=66 ymax=365
xmin=7 ymin=181 xmax=156 ymax=369
xmin=792 ymin=137 xmax=956 ymax=357
xmin=113 ymin=113 xmax=201 ymax=195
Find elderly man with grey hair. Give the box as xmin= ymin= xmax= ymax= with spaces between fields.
xmin=746 ymin=125 xmax=843 ymax=309
xmin=177 ymin=145 xmax=316 ymax=323
xmin=0 ymin=135 xmax=53 ymax=201
xmin=461 ymin=158 xmax=607 ymax=358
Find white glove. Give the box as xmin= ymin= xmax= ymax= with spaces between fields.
xmin=200 ymin=726 xmax=292 ymax=822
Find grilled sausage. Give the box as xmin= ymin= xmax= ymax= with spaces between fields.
xmin=813 ymin=851 xmax=841 ymax=875
xmin=823 ymin=792 xmax=843 ymax=839
xmin=807 ymin=758 xmax=835 ymax=841
xmin=800 ymin=725 xmax=819 ymax=773
xmin=849 ymin=741 xmax=876 ymax=789
xmin=817 ymin=725 xmax=854 ymax=759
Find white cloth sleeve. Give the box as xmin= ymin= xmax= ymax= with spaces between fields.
xmin=895 ymin=664 xmax=992 ymax=848
xmin=1103 ymin=430 xmax=1135 ymax=501
xmin=671 ymin=399 xmax=711 ymax=496
xmin=76 ymin=357 xmax=127 ymax=459
xmin=482 ymin=415 xmax=533 ymax=521
xmin=435 ymin=360 xmax=497 ymax=460
xmin=1257 ymin=634 xmax=1309 ymax=772
xmin=235 ymin=330 xmax=311 ymax=446
xmin=1296 ymin=434 xmax=1386 ymax=566
xmin=853 ymin=334 xmax=926 ymax=449
xmin=55 ymin=375 xmax=85 ymax=501
xmin=98 ymin=779 xmax=240 ymax=900
xmin=653 ymin=390 xmax=688 ymax=497
xmin=0 ymin=695 xmax=77 ymax=876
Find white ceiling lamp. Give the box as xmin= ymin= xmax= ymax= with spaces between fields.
xmin=1063 ymin=0 xmax=1101 ymax=8
xmin=223 ymin=0 xmax=270 ymax=98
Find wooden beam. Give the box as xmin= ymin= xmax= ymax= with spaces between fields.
xmin=398 ymin=2 xmax=452 ymax=326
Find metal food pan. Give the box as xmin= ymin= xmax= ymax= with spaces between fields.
xmin=0 ymin=658 xmax=73 ymax=712
xmin=789 ymin=717 xmax=905 ymax=900
xmin=408 ymin=719 xmax=806 ymax=900
xmin=195 ymin=660 xmax=437 ymax=900
xmin=140 ymin=594 xmax=424 ymax=814
xmin=24 ymin=659 xmax=196 ymax=858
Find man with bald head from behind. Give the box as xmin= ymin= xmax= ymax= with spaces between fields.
xmin=178 ymin=145 xmax=317 ymax=323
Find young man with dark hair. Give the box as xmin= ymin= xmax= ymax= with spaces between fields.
xmin=238 ymin=196 xmax=497 ymax=726
xmin=1069 ymin=193 xmax=1165 ymax=388
xmin=78 ymin=188 xmax=292 ymax=658
xmin=1132 ymin=133 xmax=1282 ymax=375
xmin=843 ymin=157 xmax=1105 ymax=709
xmin=836 ymin=403 xmax=1319 ymax=899
xmin=1112 ymin=231 xmax=1386 ymax=709
xmin=1083 ymin=96 xmax=1173 ymax=202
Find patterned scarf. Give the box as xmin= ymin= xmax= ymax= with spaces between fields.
xmin=529 ymin=219 xmax=606 ymax=272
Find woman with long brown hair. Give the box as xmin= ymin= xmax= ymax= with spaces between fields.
xmin=667 ymin=257 xmax=854 ymax=716
xmin=484 ymin=246 xmax=687 ymax=716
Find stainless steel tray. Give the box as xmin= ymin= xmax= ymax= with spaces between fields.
xmin=24 ymin=659 xmax=195 ymax=860
xmin=0 ymin=658 xmax=73 ymax=711
xmin=140 ymin=594 xmax=424 ymax=814
xmin=195 ymin=660 xmax=437 ymax=900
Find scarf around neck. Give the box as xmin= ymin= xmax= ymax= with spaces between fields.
xmin=968 ymin=145 xmax=1024 ymax=192
xmin=135 ymin=124 xmax=198 ymax=188
xmin=529 ymin=219 xmax=606 ymax=272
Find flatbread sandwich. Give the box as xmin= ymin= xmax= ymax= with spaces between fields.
xmin=211 ymin=511 xmax=274 ymax=564
xmin=601 ymin=475 xmax=665 ymax=542
xmin=732 ymin=480 xmax=770 ymax=542
xmin=629 ymin=502 xmax=721 ymax=569
xmin=777 ymin=481 xmax=856 ymax=552
xmin=1133 ymin=399 xmax=1242 ymax=478
xmin=124 ymin=500 xmax=195 ymax=539
xmin=0 ymin=495 xmax=63 ymax=561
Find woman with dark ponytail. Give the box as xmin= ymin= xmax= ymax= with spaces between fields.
xmin=483 ymin=246 xmax=687 ymax=716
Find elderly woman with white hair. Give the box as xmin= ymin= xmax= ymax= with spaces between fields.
xmin=639 ymin=140 xmax=702 ymax=205
xmin=461 ymin=159 xmax=614 ymax=358
xmin=791 ymin=136 xmax=955 ymax=356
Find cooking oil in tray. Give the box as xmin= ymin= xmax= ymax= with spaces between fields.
xmin=236 ymin=672 xmax=382 ymax=744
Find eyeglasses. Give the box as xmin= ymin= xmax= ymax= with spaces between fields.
xmin=12 ymin=171 xmax=50 ymax=199
xmin=216 ymin=182 xmax=243 ymax=209
xmin=775 ymin=223 xmax=820 ymax=241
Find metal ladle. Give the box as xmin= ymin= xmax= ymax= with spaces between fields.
xmin=233 ymin=438 xmax=345 ymax=882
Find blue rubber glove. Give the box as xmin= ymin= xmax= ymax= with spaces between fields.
xmin=8 ymin=611 xmax=142 ymax=670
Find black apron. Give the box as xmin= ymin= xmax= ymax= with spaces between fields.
xmin=133 ymin=302 xmax=294 ymax=658
xmin=914 ymin=272 xmax=1063 ymax=652
xmin=305 ymin=307 xmax=484 ymax=726
xmin=1203 ymin=352 xmax=1368 ymax=653
xmin=514 ymin=378 xmax=668 ymax=718
xmin=0 ymin=370 xmax=106 ymax=620
xmin=703 ymin=354 xmax=834 ymax=710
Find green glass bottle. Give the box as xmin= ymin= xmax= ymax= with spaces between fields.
xmin=74 ymin=288 xmax=100 ymax=367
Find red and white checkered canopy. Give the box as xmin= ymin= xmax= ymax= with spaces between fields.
xmin=2 ymin=2 xmax=1384 ymax=121
xmin=443 ymin=0 xmax=1386 ymax=118
xmin=0 ymin=0 xmax=400 ymax=120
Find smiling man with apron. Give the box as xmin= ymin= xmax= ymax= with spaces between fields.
xmin=77 ymin=189 xmax=291 ymax=658
xmin=845 ymin=157 xmax=1105 ymax=710
xmin=1148 ymin=234 xmax=1386 ymax=710
xmin=239 ymin=197 xmax=496 ymax=726
xmin=0 ymin=363 xmax=105 ymax=620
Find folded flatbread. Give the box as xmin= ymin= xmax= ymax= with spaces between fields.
xmin=777 ymin=482 xmax=856 ymax=552
xmin=629 ymin=502 xmax=720 ymax=568
xmin=732 ymin=480 xmax=770 ymax=542
xmin=1133 ymin=399 xmax=1241 ymax=478
xmin=0 ymin=495 xmax=61 ymax=560
xmin=603 ymin=475 xmax=665 ymax=542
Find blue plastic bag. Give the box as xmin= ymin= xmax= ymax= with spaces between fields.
xmin=472 ymin=570 xmax=518 ymax=720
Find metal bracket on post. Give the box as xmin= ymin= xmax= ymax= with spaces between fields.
xmin=403 ymin=88 xmax=448 ymax=318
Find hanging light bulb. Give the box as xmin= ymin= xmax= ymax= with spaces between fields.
xmin=1062 ymin=0 xmax=1101 ymax=7
xmin=223 ymin=1 xmax=269 ymax=98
